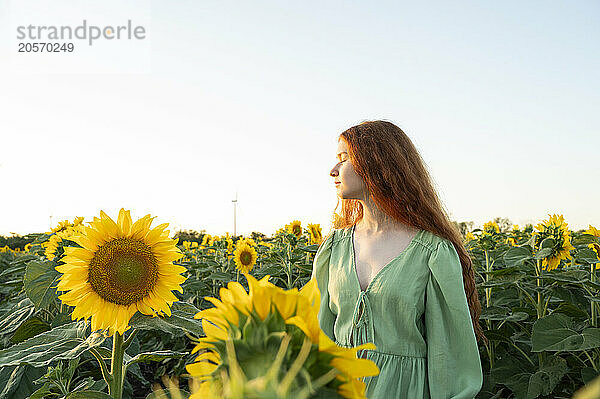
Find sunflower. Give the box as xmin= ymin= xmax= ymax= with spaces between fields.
xmin=585 ymin=225 xmax=600 ymax=263
xmin=285 ymin=220 xmax=303 ymax=238
xmin=55 ymin=209 xmax=187 ymax=336
xmin=51 ymin=216 xmax=85 ymax=234
xmin=533 ymin=214 xmax=576 ymax=271
xmin=201 ymin=234 xmax=212 ymax=247
xmin=233 ymin=241 xmax=257 ymax=274
xmin=187 ymin=274 xmax=379 ymax=398
xmin=465 ymin=231 xmax=475 ymax=241
xmin=237 ymin=237 xmax=256 ymax=247
xmin=307 ymin=223 xmax=323 ymax=245
xmin=259 ymin=239 xmax=273 ymax=248
xmin=24 ymin=243 xmax=32 ymax=252
xmin=43 ymin=218 xmax=85 ymax=260
xmin=483 ymin=221 xmax=500 ymax=235
xmin=43 ymin=234 xmax=62 ymax=260
xmin=225 ymin=234 xmax=234 ymax=253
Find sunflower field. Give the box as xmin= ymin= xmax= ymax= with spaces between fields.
xmin=0 ymin=211 xmax=599 ymax=399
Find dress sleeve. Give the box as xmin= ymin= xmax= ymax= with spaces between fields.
xmin=425 ymin=240 xmax=483 ymax=399
xmin=311 ymin=230 xmax=336 ymax=342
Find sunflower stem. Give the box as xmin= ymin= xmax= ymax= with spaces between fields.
xmin=278 ymin=336 xmax=312 ymax=396
xmin=591 ymin=263 xmax=597 ymax=328
xmin=123 ymin=329 xmax=137 ymax=350
xmin=109 ymin=332 xmax=125 ymax=399
xmin=89 ymin=347 xmax=112 ymax=385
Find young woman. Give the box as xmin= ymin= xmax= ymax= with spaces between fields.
xmin=312 ymin=120 xmax=484 ymax=398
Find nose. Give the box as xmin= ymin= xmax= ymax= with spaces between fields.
xmin=330 ymin=164 xmax=339 ymax=177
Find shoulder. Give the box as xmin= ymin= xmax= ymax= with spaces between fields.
xmin=314 ymin=228 xmax=340 ymax=255
xmin=413 ymin=229 xmax=451 ymax=254
xmin=319 ymin=226 xmax=353 ymax=246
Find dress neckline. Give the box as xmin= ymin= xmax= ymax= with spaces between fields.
xmin=351 ymin=224 xmax=423 ymax=293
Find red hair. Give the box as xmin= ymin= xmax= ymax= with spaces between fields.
xmin=331 ymin=120 xmax=486 ymax=345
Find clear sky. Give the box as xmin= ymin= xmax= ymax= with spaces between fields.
xmin=1 ymin=0 xmax=598 ymax=237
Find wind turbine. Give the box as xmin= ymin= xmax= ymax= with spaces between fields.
xmin=232 ymin=191 xmax=238 ymax=237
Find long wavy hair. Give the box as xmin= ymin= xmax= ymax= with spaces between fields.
xmin=330 ymin=120 xmax=486 ymax=345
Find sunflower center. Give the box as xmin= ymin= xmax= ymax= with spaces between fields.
xmin=240 ymin=251 xmax=252 ymax=265
xmin=88 ymin=238 xmax=159 ymax=306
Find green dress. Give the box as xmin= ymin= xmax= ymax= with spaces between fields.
xmin=312 ymin=225 xmax=483 ymax=399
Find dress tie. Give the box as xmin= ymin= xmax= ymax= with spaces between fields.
xmin=350 ymin=291 xmax=375 ymax=355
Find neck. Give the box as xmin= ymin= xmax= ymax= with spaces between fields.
xmin=356 ymin=196 xmax=408 ymax=235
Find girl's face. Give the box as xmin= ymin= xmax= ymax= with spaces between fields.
xmin=330 ymin=139 xmax=367 ymax=200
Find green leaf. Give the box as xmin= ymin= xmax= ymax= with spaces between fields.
xmin=145 ymin=389 xmax=191 ymax=399
xmin=10 ymin=317 xmax=51 ymax=344
xmin=504 ymin=247 xmax=533 ymax=267
xmin=535 ymin=248 xmax=554 ymax=260
xmin=540 ymin=237 xmax=556 ymax=250
xmin=575 ymin=248 xmax=600 ymax=264
xmin=527 ymin=356 xmax=568 ymax=398
xmin=23 ymin=260 xmax=60 ymax=310
xmin=490 ymin=353 xmax=534 ymax=398
xmin=481 ymin=266 xmax=521 ymax=276
xmin=480 ymin=306 xmax=511 ymax=321
xmin=0 ymin=298 xmax=35 ymax=339
xmin=8 ymin=254 xmax=38 ymax=266
xmin=552 ymin=302 xmax=589 ymax=319
xmin=572 ymin=234 xmax=599 ymax=245
xmin=129 ymin=302 xmax=203 ymax=336
xmin=126 ymin=350 xmax=186 ymax=366
xmin=207 ymin=271 xmax=233 ymax=281
xmin=531 ymin=313 xmax=600 ymax=352
xmin=0 ymin=364 xmax=45 ymax=399
xmin=28 ymin=381 xmax=54 ymax=399
xmin=505 ymin=312 xmax=530 ymax=322
xmin=541 ymin=269 xmax=588 ymax=284
xmin=66 ymin=391 xmax=112 ymax=399
xmin=581 ymin=367 xmax=598 ymax=384
xmin=297 ymin=244 xmax=319 ymax=253
xmin=0 ymin=321 xmax=105 ymax=367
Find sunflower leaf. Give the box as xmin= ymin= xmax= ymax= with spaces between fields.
xmin=23 ymin=260 xmax=60 ymax=310
xmin=531 ymin=313 xmax=600 ymax=352
xmin=503 ymin=247 xmax=533 ymax=267
xmin=297 ymin=245 xmax=319 ymax=253
xmin=535 ymin=248 xmax=554 ymax=260
xmin=129 ymin=302 xmax=203 ymax=336
xmin=65 ymin=391 xmax=112 ymax=399
xmin=9 ymin=317 xmax=51 ymax=344
xmin=0 ymin=364 xmax=45 ymax=399
xmin=0 ymin=321 xmax=105 ymax=367
xmin=125 ymin=350 xmax=186 ymax=366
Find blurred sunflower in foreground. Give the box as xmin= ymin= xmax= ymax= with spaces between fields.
xmin=533 ymin=214 xmax=576 ymax=271
xmin=186 ymin=274 xmax=379 ymax=399
xmin=55 ymin=209 xmax=187 ymax=335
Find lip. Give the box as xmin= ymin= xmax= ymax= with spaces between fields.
xmin=335 ymin=182 xmax=341 ymax=185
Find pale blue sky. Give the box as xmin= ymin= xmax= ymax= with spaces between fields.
xmin=0 ymin=0 xmax=598 ymax=236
